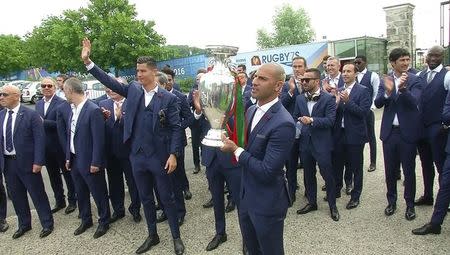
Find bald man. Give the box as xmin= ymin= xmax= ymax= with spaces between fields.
xmin=222 ymin=63 xmax=295 ymax=255
xmin=0 ymin=85 xmax=53 ymax=239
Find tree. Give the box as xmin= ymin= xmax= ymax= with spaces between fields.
xmin=0 ymin=35 xmax=28 ymax=78
xmin=161 ymin=45 xmax=206 ymax=60
xmin=256 ymin=4 xmax=315 ymax=49
xmin=25 ymin=0 xmax=165 ymax=74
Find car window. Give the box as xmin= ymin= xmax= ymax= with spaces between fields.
xmin=92 ymin=82 xmax=104 ymax=91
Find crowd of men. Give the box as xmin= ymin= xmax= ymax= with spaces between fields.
xmin=0 ymin=38 xmax=449 ymax=255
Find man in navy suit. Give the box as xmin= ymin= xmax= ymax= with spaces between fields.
xmin=154 ymin=71 xmax=192 ymax=226
xmin=415 ymin=46 xmax=450 ymax=206
xmin=82 ymin=38 xmax=184 ymax=255
xmin=280 ymin=56 xmax=306 ymax=202
xmin=64 ymin=78 xmax=111 ymax=238
xmin=237 ymin=72 xmax=255 ymax=111
xmin=333 ymin=63 xmax=371 ymax=209
xmin=36 ymin=77 xmax=77 ymax=215
xmin=0 ymin=85 xmax=54 ymax=239
xmin=222 ymin=63 xmax=295 ymax=255
xmin=162 ymin=66 xmax=181 ymax=92
xmin=293 ymin=68 xmax=339 ymax=221
xmin=376 ymin=48 xmax=423 ymax=220
xmin=412 ymin=88 xmax=450 ymax=235
xmin=98 ymin=86 xmax=142 ymax=224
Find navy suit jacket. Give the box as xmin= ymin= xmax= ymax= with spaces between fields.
xmin=66 ymin=100 xmax=105 ymax=171
xmin=89 ymin=65 xmax=181 ymax=157
xmin=442 ymin=89 xmax=450 ymax=152
xmin=92 ymin=94 xmax=108 ymax=105
xmin=0 ymin=106 xmax=45 ymax=172
xmin=334 ymin=83 xmax=371 ymax=145
xmin=375 ymin=74 xmax=423 ymax=143
xmin=172 ymin=89 xmax=194 ymax=147
xmin=56 ymin=101 xmax=71 ymax=155
xmin=280 ymin=81 xmax=301 ymax=114
xmin=35 ymin=95 xmax=65 ymax=153
xmin=99 ymin=98 xmax=130 ymax=159
xmin=293 ymin=91 xmax=336 ymax=152
xmin=238 ymin=101 xmax=295 ymax=216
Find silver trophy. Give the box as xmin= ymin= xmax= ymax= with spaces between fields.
xmin=199 ymin=45 xmax=239 ymax=147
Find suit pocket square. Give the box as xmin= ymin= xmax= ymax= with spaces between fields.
xmin=256 ymin=134 xmax=266 ymax=139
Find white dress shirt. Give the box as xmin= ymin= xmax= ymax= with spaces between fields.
xmin=143 ymin=85 xmax=158 ymax=107
xmin=114 ymin=98 xmax=125 ymax=121
xmin=43 ymin=94 xmax=55 ymax=116
xmin=3 ymin=104 xmax=20 ymax=155
xmin=357 ymin=68 xmax=380 ymax=103
xmin=328 ymin=73 xmax=341 ymax=88
xmin=341 ymin=81 xmax=355 ymax=128
xmin=56 ymin=89 xmax=66 ymax=100
xmin=306 ymin=88 xmax=321 ymax=116
xmin=70 ymin=98 xmax=88 ymax=154
xmin=421 ymin=64 xmax=450 ymax=90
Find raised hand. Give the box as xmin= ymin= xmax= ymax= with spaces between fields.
xmin=383 ymin=75 xmax=394 ymax=96
xmin=192 ymin=90 xmax=202 ymax=114
xmin=81 ymin=37 xmax=92 ymax=65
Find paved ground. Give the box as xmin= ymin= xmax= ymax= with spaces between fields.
xmin=1 ymin=106 xmax=449 ymax=254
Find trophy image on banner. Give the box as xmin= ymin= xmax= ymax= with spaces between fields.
xmin=199 ymin=45 xmax=239 ymax=147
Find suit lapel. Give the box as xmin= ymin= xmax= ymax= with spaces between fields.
xmin=45 ymin=97 xmax=58 ymax=118
xmin=74 ymin=102 xmax=88 ymax=137
xmin=0 ymin=110 xmax=5 ymax=146
xmin=247 ymin=102 xmax=279 ymax=148
xmin=152 ymin=91 xmax=162 ymax=131
xmin=14 ymin=107 xmax=25 ymax=136
xmin=37 ymin=100 xmax=44 ymax=117
xmin=300 ymin=96 xmax=310 ymax=116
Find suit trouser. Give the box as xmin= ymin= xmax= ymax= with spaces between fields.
xmin=334 ymin=135 xmax=365 ymax=201
xmin=417 ymin=128 xmax=447 ymax=199
xmin=238 ymin=202 xmax=286 ymax=255
xmin=4 ymin=157 xmax=53 ymax=229
xmin=382 ymin=129 xmax=416 ymax=207
xmin=45 ymin=152 xmax=76 ymax=206
xmin=191 ymin=124 xmax=202 ymax=168
xmin=0 ymin=172 xmax=7 ymax=220
xmin=366 ymin=110 xmax=377 ymax=165
xmin=206 ymin=158 xmax=241 ymax=235
xmin=285 ymin=138 xmax=300 ymax=198
xmin=431 ymin=153 xmax=450 ymax=225
xmin=106 ymin=155 xmax=141 ymax=215
xmin=177 ymin=148 xmax=190 ymax=191
xmin=70 ymin=154 xmax=110 ymax=227
xmin=130 ymin=152 xmax=180 ymax=238
xmin=301 ymin=146 xmax=336 ymax=208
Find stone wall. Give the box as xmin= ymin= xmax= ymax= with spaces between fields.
xmin=383 ymin=3 xmax=415 ymax=59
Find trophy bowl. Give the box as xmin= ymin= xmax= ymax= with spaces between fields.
xmin=199 ymin=45 xmax=239 ymax=147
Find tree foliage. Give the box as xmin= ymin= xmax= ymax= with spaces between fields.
xmin=25 ymin=0 xmax=166 ymax=74
xmin=256 ymin=4 xmax=315 ymax=49
xmin=161 ymin=45 xmax=206 ymax=60
xmin=0 ymin=35 xmax=28 ymax=78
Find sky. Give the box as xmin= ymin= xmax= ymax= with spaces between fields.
xmin=0 ymin=0 xmax=448 ymax=53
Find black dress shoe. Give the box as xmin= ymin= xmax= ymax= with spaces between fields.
xmin=132 ymin=212 xmax=142 ymax=223
xmin=225 ymin=200 xmax=235 ymax=213
xmin=93 ymin=224 xmax=109 ymax=239
xmin=345 ymin=185 xmax=353 ymax=195
xmin=184 ymin=190 xmax=192 ymax=200
xmin=368 ymin=163 xmax=376 ymax=172
xmin=156 ymin=211 xmax=167 ymax=223
xmin=321 ymin=185 xmax=326 ymax=191
xmin=330 ymin=207 xmax=340 ymax=221
xmin=193 ymin=165 xmax=201 ymax=174
xmin=12 ymin=226 xmax=31 ymax=239
xmin=405 ymin=207 xmax=416 ymax=221
xmin=39 ymin=226 xmax=53 ymax=238
xmin=110 ymin=212 xmax=125 ymax=224
xmin=136 ymin=234 xmax=160 ymax=254
xmin=206 ymin=234 xmax=227 ymax=251
xmin=203 ymin=198 xmax=214 ymax=208
xmin=173 ymin=238 xmax=185 ymax=255
xmin=178 ymin=217 xmax=185 ymax=226
xmin=384 ymin=204 xmax=396 ymax=216
xmin=412 ymin=223 xmax=441 ymax=235
xmin=65 ymin=204 xmax=77 ymax=214
xmin=74 ymin=222 xmax=93 ymax=236
xmin=0 ymin=219 xmax=9 ymax=232
xmin=51 ymin=202 xmax=66 ymax=214
xmin=414 ymin=196 xmax=433 ymax=206
xmin=296 ymin=204 xmax=318 ymax=214
xmin=346 ymin=200 xmax=359 ymax=210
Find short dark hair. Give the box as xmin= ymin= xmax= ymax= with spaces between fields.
xmin=136 ymin=56 xmax=157 ymax=68
xmin=237 ymin=71 xmax=248 ymax=78
xmin=389 ymin=48 xmax=410 ymax=62
xmin=64 ymin=77 xmax=84 ymax=95
xmin=57 ymin=74 xmax=68 ymax=81
xmin=344 ymin=63 xmax=358 ymax=73
xmin=197 ymin=68 xmax=207 ymax=74
xmin=161 ymin=67 xmax=175 ymax=78
xmin=305 ymin=68 xmax=320 ymax=78
xmin=322 ymin=55 xmax=331 ymax=62
xmin=355 ymin=55 xmax=367 ymax=62
xmin=237 ymin=64 xmax=247 ymax=71
xmin=292 ymin=56 xmax=307 ymax=67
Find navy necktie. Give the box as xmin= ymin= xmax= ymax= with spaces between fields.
xmin=6 ymin=110 xmax=13 ymax=152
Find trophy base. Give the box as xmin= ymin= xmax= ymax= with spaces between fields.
xmin=201 ymin=129 xmax=225 ymax=147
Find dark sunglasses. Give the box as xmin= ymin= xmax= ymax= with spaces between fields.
xmin=41 ymin=84 xmax=54 ymax=88
xmin=354 ymin=61 xmax=362 ymax=64
xmin=300 ymin=78 xmax=319 ymax=83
